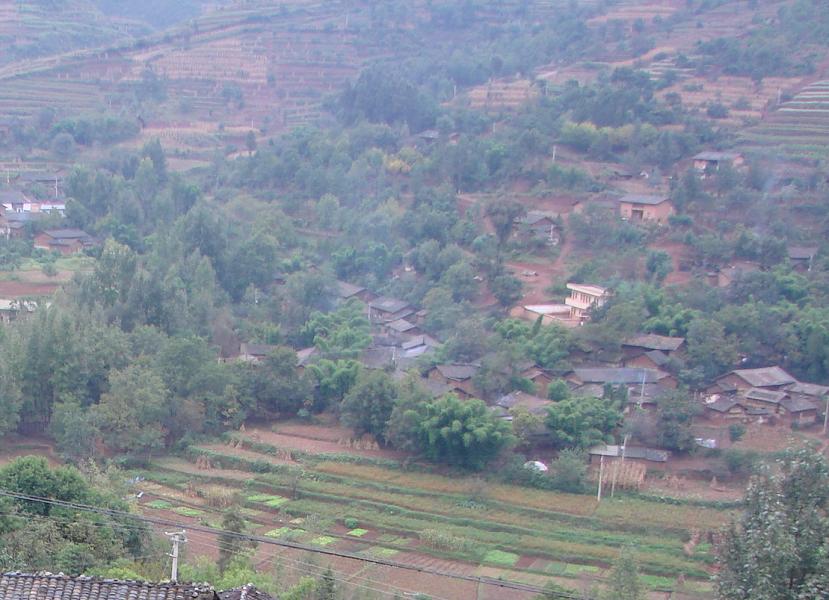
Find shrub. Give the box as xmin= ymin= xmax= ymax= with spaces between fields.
xmin=344 ymin=517 xmax=359 ymax=529
xmin=728 ymin=423 xmax=746 ymax=442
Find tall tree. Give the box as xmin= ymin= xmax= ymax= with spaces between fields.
xmin=715 ymin=449 xmax=829 ymax=600
xmin=605 ymin=547 xmax=644 ymax=600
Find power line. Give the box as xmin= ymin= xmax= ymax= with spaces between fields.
xmin=0 ymin=489 xmax=592 ymax=599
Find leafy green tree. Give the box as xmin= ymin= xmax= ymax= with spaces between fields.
xmin=301 ymin=301 xmax=371 ymax=360
xmin=645 ymin=250 xmax=672 ymax=284
xmin=246 ymin=347 xmax=311 ymax=417
xmin=316 ymin=568 xmax=337 ymax=600
xmin=549 ymin=449 xmax=589 ymax=493
xmin=605 ymin=546 xmax=644 ymax=600
xmin=545 ymin=396 xmax=622 ymax=449
xmin=653 ymin=389 xmax=699 ymax=452
xmin=385 ymin=377 xmax=430 ymax=452
xmin=490 ymin=272 xmax=523 ymax=307
xmin=307 ymin=359 xmax=360 ymax=411
xmin=50 ymin=399 xmax=98 ymax=462
xmin=94 ymin=364 xmax=168 ymax=460
xmin=684 ymin=318 xmax=738 ymax=384
xmin=340 ymin=371 xmax=398 ymax=443
xmin=218 ymin=511 xmax=256 ymax=574
xmin=716 ymin=449 xmax=829 ymax=600
xmin=486 ymin=199 xmax=525 ymax=246
xmin=417 ymin=395 xmax=513 ymax=470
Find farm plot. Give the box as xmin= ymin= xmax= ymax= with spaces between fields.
xmin=741 ymin=80 xmax=829 ymax=159
xmin=134 ymin=425 xmax=728 ymax=597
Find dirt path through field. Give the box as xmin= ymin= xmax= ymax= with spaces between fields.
xmin=243 ymin=427 xmax=407 ymax=460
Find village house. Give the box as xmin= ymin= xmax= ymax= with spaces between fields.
xmin=368 ymin=296 xmax=414 ymax=324
xmin=400 ymin=334 xmax=440 ymax=360
xmin=295 ymin=346 xmax=319 ymax=373
xmin=567 ymin=367 xmax=677 ymax=389
xmin=788 ymin=246 xmax=818 ymax=272
xmin=336 ymin=280 xmax=376 ymax=303
xmin=521 ymin=365 xmax=554 ymax=396
xmin=509 ymin=303 xmax=572 ymax=326
xmin=622 ymin=334 xmax=685 ymax=359
xmin=515 ymin=211 xmax=561 ymax=245
xmin=427 ymin=363 xmax=480 ymax=398
xmin=381 ymin=317 xmax=421 ymax=339
xmin=588 ymin=444 xmax=669 ymax=466
xmin=0 ymin=572 xmax=275 ymax=600
xmin=564 ymin=283 xmax=610 ymax=324
xmin=692 ymin=151 xmax=744 ymax=173
xmin=707 ymin=366 xmax=797 ymax=395
xmin=496 ymin=390 xmax=552 ymax=416
xmin=238 ymin=342 xmax=277 ymax=363
xmin=716 ymin=261 xmax=761 ymax=288
xmin=34 ymin=228 xmax=96 ymax=255
xmin=0 ymin=298 xmax=39 ymax=324
xmin=618 ymin=194 xmax=674 ymax=224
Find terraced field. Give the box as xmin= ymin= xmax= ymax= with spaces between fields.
xmin=129 ymin=424 xmax=730 ymax=598
xmin=741 ymin=80 xmax=829 ymax=159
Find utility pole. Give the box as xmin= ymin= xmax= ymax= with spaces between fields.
xmin=165 ymin=530 xmax=187 ymax=582
xmin=610 ymin=434 xmax=630 ymax=499
xmin=823 ymin=394 xmax=828 ymax=436
xmin=597 ymin=455 xmax=604 ymax=502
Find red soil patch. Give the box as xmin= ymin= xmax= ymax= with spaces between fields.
xmin=198 ymin=442 xmax=300 ymax=465
xmin=0 ymin=280 xmax=60 ymax=297
xmin=0 ymin=435 xmax=61 ymax=466
xmin=243 ymin=427 xmax=407 ymax=460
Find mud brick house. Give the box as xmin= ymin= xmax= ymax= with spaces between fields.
xmin=496 ymin=390 xmax=552 ymax=416
xmin=707 ymin=366 xmax=797 ymax=395
xmin=622 ymin=334 xmax=685 ymax=359
xmin=0 ymin=573 xmax=274 ymax=600
xmin=238 ymin=342 xmax=277 ymax=363
xmin=335 ymin=280 xmax=375 ymax=303
xmin=515 ymin=211 xmax=561 ymax=245
xmin=692 ymin=151 xmax=744 ymax=172
xmin=588 ymin=444 xmax=669 ymax=466
xmin=368 ymin=296 xmax=414 ymax=324
xmin=34 ymin=228 xmax=96 ymax=255
xmin=617 ymin=194 xmax=674 ymax=224
xmin=565 ymin=283 xmax=610 ymax=324
xmin=567 ymin=367 xmax=677 ymax=389
xmin=427 ymin=363 xmax=480 ymax=398
xmin=788 ymin=246 xmax=818 ymax=272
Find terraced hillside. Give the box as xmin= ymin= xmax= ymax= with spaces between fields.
xmin=741 ymin=80 xmax=829 ymax=160
xmin=0 ymin=0 xmax=145 ymax=66
xmin=126 ymin=423 xmax=730 ymax=599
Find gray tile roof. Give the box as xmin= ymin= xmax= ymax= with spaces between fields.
xmin=0 ymin=573 xmax=219 ymax=600
xmin=693 ymin=151 xmax=741 ymax=161
xmin=572 ymin=368 xmax=669 ymax=385
xmin=435 ymin=363 xmax=480 ymax=381
xmin=623 ymin=334 xmax=685 ymax=352
xmin=644 ymin=350 xmax=670 ymax=367
xmin=732 ymin=366 xmax=796 ymax=388
xmin=618 ymin=194 xmax=669 ymax=206
xmin=370 ymin=296 xmax=410 ymax=314
xmin=588 ymin=445 xmax=669 ymax=462
xmin=335 ymin=280 xmax=365 ymax=299
xmin=744 ymin=388 xmax=788 ymax=404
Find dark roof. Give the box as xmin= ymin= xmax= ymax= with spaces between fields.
xmin=42 ymin=228 xmax=92 ymax=240
xmin=370 ymin=296 xmax=410 ymax=314
xmin=744 ymin=388 xmax=788 ymax=405
xmin=336 ymin=280 xmax=366 ymax=299
xmin=360 ymin=346 xmax=396 ymax=370
xmin=644 ymin=350 xmax=670 ymax=367
xmin=623 ymin=334 xmax=685 ymax=352
xmin=618 ymin=194 xmax=670 ymax=206
xmin=705 ymin=397 xmax=744 ymax=413
xmin=0 ymin=573 xmax=218 ymax=600
xmin=420 ymin=378 xmax=452 ymax=398
xmin=435 ymin=363 xmax=479 ymax=381
xmin=496 ymin=391 xmax=551 ymax=415
xmin=519 ymin=211 xmax=558 ymax=226
xmin=0 ymin=189 xmax=28 ymax=204
xmin=401 ymin=335 xmax=439 ymax=350
xmin=693 ymin=151 xmax=741 ymax=162
xmin=240 ymin=343 xmax=276 ymax=357
xmin=588 ymin=445 xmax=669 ymax=462
xmin=781 ymin=396 xmax=818 ymax=414
xmin=731 ymin=367 xmax=796 ymax=388
xmin=572 ymin=368 xmax=669 ymax=385
xmin=788 ymin=246 xmax=818 ymax=260
xmin=387 ymin=318 xmax=416 ymax=333
xmin=296 ymin=346 xmax=318 ymax=367
xmin=218 ymin=584 xmax=276 ymax=600
xmin=785 ymin=381 xmax=829 ymax=397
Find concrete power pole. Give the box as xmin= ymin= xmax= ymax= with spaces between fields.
xmin=165 ymin=530 xmax=187 ymax=582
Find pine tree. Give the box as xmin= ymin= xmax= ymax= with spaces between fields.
xmin=316 ymin=567 xmax=336 ymax=600
xmin=605 ymin=546 xmax=644 ymax=600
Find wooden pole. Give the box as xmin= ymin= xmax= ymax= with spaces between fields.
xmin=597 ymin=455 xmax=604 ymax=502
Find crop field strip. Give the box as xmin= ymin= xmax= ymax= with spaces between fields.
xmin=133 ymin=435 xmax=728 ymax=588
